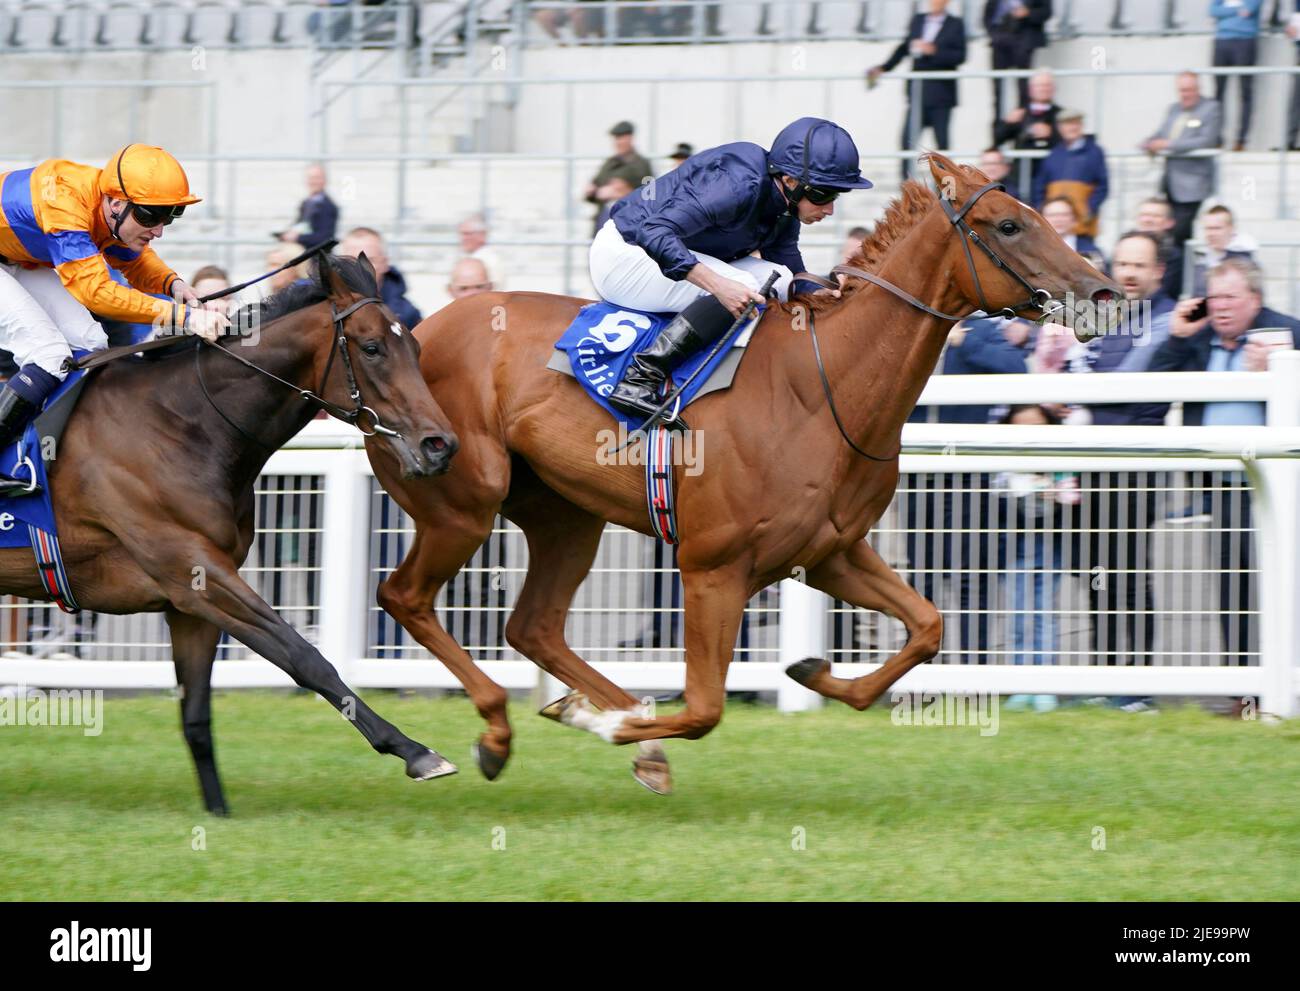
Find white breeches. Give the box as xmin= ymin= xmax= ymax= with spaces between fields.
xmin=0 ymin=263 xmax=109 ymax=378
xmin=589 ymin=219 xmax=793 ymax=312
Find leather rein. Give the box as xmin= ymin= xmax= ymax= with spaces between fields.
xmin=796 ymin=180 xmax=1063 ymax=463
xmin=196 ymin=295 xmax=399 ymax=451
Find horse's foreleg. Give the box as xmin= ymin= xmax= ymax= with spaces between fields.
xmin=789 ymin=539 xmax=943 ymax=710
xmin=376 ymin=518 xmax=514 ymax=779
xmin=506 ymin=493 xmax=672 ymax=793
xmin=136 ymin=535 xmax=456 ymax=782
xmin=549 ymin=564 xmax=750 ymax=746
xmin=165 ymin=608 xmax=228 ymax=815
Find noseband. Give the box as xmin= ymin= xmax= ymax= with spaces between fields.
xmin=196 ymin=295 xmax=402 ymax=451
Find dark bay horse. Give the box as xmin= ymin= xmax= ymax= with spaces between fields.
xmin=0 ymin=253 xmax=459 ymax=814
xmin=368 ymin=154 xmax=1121 ymax=793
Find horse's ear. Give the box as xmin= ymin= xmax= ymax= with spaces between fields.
xmin=925 ymin=151 xmax=967 ymax=204
xmin=314 ymin=250 xmax=351 ymax=299
xmin=355 ymin=251 xmax=378 ymax=289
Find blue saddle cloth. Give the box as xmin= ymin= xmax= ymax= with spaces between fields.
xmin=554 ymin=301 xmax=760 ymax=427
xmin=0 ymin=351 xmax=91 ymax=550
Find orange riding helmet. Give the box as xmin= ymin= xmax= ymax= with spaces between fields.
xmin=99 ymin=144 xmax=202 ymax=207
xmin=99 ymin=144 xmax=202 ymax=238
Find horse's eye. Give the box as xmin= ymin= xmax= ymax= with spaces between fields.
xmin=362 ymin=341 xmax=381 ymax=357
xmin=998 ymin=221 xmax=1019 ymax=236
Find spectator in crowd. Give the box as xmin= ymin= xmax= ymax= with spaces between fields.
xmin=337 ymin=226 xmax=422 ymax=330
xmin=585 ymin=121 xmax=653 ymax=236
xmin=1134 ymin=196 xmax=1185 ymax=299
xmin=983 ymin=0 xmax=1052 ymax=128
xmin=841 ymin=225 xmax=871 ymax=265
xmin=594 ymin=176 xmax=635 ymax=230
xmin=1041 ymin=196 xmax=1106 ymax=270
xmin=1032 ymin=109 xmax=1107 ymax=240
xmin=1062 ymin=232 xmax=1177 ymax=707
xmin=457 ymin=213 xmax=505 ymax=289
xmin=278 ymin=162 xmax=338 ymax=250
xmin=1149 ymin=259 xmax=1300 ymax=668
xmin=1288 ymin=2 xmax=1300 ymax=150
xmin=666 ymin=143 xmax=694 ymax=170
xmin=977 ymin=147 xmax=1023 ymax=202
xmin=992 ymin=69 xmax=1060 ymax=182
xmin=190 ymin=265 xmax=231 ymax=316
xmin=447 ymin=257 xmax=494 ymax=301
xmin=996 ymin=402 xmax=1072 ymax=713
xmin=1190 ymin=205 xmax=1256 ymax=297
xmin=868 ymin=0 xmax=967 ymax=181
xmin=264 ymin=244 xmax=309 ymax=296
xmin=1141 ymin=72 xmax=1222 ymax=247
xmin=905 ymin=316 xmax=1031 ymax=665
xmin=1210 ymin=0 xmax=1263 ymax=150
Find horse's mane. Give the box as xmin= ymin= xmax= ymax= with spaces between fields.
xmin=790 ymin=178 xmax=939 ymax=314
xmin=229 ymin=254 xmax=380 ymax=330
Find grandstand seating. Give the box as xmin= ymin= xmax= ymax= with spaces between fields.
xmin=0 ymin=0 xmax=1296 ymax=315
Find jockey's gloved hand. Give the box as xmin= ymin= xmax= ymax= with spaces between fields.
xmin=187 ymin=308 xmax=231 ymax=342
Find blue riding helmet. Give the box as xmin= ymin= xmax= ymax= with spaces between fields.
xmin=767 ymin=117 xmax=874 ymax=192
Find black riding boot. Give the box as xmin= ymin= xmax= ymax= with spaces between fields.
xmin=0 ymin=384 xmax=41 ymax=496
xmin=607 ymin=294 xmax=734 ymax=428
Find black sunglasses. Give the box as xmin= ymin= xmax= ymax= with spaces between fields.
xmin=803 ymin=185 xmax=842 ymax=206
xmin=130 ymin=202 xmax=186 ymax=227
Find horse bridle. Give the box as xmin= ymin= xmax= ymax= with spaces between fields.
xmin=829 ymin=180 xmax=1062 ymax=322
xmin=804 ymin=179 xmax=1065 ymax=462
xmin=196 ymin=295 xmax=401 ymax=451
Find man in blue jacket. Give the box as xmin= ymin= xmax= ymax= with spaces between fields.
xmin=590 ymin=117 xmax=872 ymax=425
xmin=1031 ymin=109 xmax=1108 ymax=239
xmin=905 ymin=316 xmax=1030 ymax=664
xmin=868 ymin=0 xmax=968 ymax=180
xmin=1210 ymin=0 xmax=1263 ymax=150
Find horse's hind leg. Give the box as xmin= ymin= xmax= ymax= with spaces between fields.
xmin=503 ymin=489 xmax=672 ymax=794
xmin=787 ymin=539 xmax=943 ymax=710
xmin=166 ymin=608 xmax=228 ymax=815
xmin=376 ymin=513 xmax=514 ymax=779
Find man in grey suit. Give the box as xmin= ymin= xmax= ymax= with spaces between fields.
xmin=1140 ymin=73 xmax=1223 ymax=247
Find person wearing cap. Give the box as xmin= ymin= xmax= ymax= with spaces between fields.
xmin=1030 ymin=108 xmax=1108 ymax=241
xmin=665 ymin=143 xmax=694 ymax=170
xmin=585 ymin=121 xmax=653 ymax=237
xmin=0 ymin=144 xmax=229 ymax=493
xmin=590 ymin=117 xmax=873 ymax=424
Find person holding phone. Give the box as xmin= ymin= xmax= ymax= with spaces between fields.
xmin=1148 ymin=258 xmax=1300 ymax=671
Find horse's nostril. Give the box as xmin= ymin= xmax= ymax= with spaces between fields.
xmin=420 ymin=434 xmax=458 ymax=466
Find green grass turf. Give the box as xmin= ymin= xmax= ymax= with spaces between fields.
xmin=1 ymin=690 xmax=1296 ymax=901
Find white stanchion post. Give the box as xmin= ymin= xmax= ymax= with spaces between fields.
xmin=316 ymin=449 xmax=373 ymax=685
xmin=777 ymin=576 xmax=827 ymax=712
xmin=1259 ymin=351 xmax=1300 ymax=717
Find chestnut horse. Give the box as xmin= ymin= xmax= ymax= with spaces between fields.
xmin=368 ymin=154 xmax=1120 ymax=793
xmin=0 ymin=253 xmax=460 ymax=814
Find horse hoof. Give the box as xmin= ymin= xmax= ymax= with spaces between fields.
xmin=471 ymin=740 xmax=509 ymax=781
xmin=407 ymin=749 xmax=458 ymax=781
xmin=538 ymin=691 xmax=595 ymax=724
xmin=785 ymin=656 xmax=831 ymax=688
xmin=632 ymin=755 xmax=673 ymax=795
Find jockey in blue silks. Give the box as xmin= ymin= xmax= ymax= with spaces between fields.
xmin=589 ymin=117 xmax=873 ymax=424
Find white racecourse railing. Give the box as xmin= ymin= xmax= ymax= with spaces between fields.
xmin=1 ymin=354 xmax=1298 ymax=718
